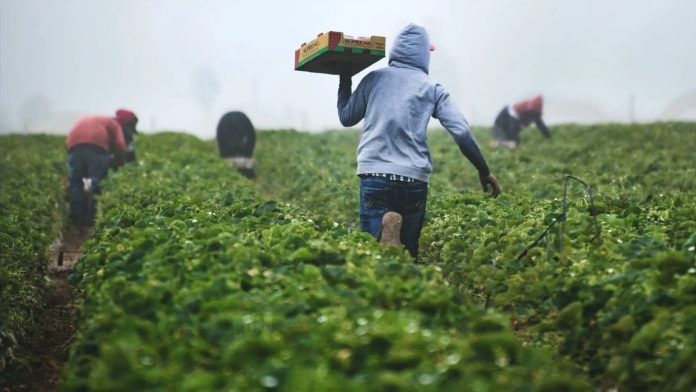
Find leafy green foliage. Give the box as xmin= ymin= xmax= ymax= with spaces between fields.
xmin=0 ymin=134 xmax=65 ymax=374
xmin=256 ymin=122 xmax=696 ymax=390
xmin=6 ymin=122 xmax=694 ymax=390
xmin=254 ymin=129 xmax=360 ymax=226
xmin=63 ymin=133 xmax=586 ymax=391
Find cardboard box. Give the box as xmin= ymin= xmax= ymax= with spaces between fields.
xmin=294 ymin=32 xmax=386 ymax=76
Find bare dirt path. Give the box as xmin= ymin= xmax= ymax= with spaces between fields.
xmin=2 ymin=226 xmax=89 ymax=392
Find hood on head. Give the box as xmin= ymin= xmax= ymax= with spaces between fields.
xmin=530 ymin=95 xmax=543 ymax=113
xmin=115 ymin=109 xmax=138 ymax=132
xmin=389 ymin=24 xmax=430 ymax=74
xmin=513 ymin=96 xmax=544 ymax=115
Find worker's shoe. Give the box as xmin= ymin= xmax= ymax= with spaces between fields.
xmin=380 ymin=212 xmax=403 ymax=247
xmin=490 ymin=139 xmax=517 ymax=150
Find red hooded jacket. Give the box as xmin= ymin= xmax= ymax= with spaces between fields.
xmin=66 ymin=115 xmax=127 ymax=156
xmin=512 ymin=96 xmax=543 ymax=126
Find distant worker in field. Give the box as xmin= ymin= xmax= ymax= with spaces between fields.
xmin=66 ymin=111 xmax=130 ymax=225
xmin=216 ymin=111 xmax=256 ymax=179
xmin=491 ymin=95 xmax=551 ymax=149
xmin=115 ymin=109 xmax=139 ymax=163
xmin=337 ymin=23 xmax=500 ymax=259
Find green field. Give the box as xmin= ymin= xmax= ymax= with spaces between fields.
xmin=1 ymin=123 xmax=695 ymax=390
xmin=0 ymin=135 xmax=66 ymax=374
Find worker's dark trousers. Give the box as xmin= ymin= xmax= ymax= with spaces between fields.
xmin=67 ymin=144 xmax=110 ymax=225
xmin=359 ymin=175 xmax=428 ymax=259
xmin=492 ymin=108 xmax=521 ymax=144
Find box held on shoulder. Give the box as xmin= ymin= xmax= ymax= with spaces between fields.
xmin=294 ymin=31 xmax=386 ymax=76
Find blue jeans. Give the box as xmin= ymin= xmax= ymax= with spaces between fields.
xmin=67 ymin=144 xmax=110 ymax=224
xmin=359 ymin=175 xmax=428 ymax=258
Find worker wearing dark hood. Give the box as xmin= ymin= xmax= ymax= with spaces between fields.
xmin=337 ymin=23 xmax=500 ymax=259
xmin=216 ymin=111 xmax=256 ymax=179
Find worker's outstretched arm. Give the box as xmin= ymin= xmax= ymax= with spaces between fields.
xmin=108 ymin=120 xmax=127 ymax=168
xmin=337 ymin=73 xmax=369 ymax=127
xmin=434 ymin=85 xmax=500 ymax=197
xmin=535 ymin=116 xmax=551 ymax=138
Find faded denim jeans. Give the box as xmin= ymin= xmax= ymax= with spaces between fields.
xmin=67 ymin=144 xmax=110 ymax=225
xmin=359 ymin=175 xmax=428 ymax=259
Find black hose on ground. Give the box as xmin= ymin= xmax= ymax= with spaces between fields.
xmin=484 ymin=174 xmax=601 ymax=309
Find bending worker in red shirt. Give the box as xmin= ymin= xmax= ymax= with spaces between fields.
xmin=65 ymin=110 xmax=133 ymax=225
xmin=491 ymin=95 xmax=551 ymax=149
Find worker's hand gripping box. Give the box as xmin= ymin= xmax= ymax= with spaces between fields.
xmin=294 ymin=32 xmax=386 ymax=76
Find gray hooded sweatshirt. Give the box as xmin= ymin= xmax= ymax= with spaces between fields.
xmin=337 ymin=24 xmax=489 ymax=183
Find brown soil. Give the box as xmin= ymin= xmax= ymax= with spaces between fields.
xmin=1 ymin=225 xmax=89 ymax=392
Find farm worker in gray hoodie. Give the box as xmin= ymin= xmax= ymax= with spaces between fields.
xmin=337 ymin=23 xmax=500 ymax=259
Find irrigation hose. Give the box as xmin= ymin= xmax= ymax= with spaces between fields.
xmin=484 ymin=174 xmax=601 ymax=309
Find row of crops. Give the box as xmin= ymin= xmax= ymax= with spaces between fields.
xmin=253 ymin=122 xmax=696 ymax=390
xmin=1 ymin=122 xmax=694 ymax=390
xmin=60 ymin=133 xmax=587 ymax=390
xmin=0 ymin=135 xmax=66 ymax=375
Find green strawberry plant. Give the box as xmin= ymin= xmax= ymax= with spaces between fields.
xmin=63 ymin=133 xmax=587 ymax=391
xmin=0 ymin=134 xmax=66 ymax=376
xmin=4 ymin=122 xmax=694 ymax=391
xmin=255 ymin=122 xmax=696 ymax=390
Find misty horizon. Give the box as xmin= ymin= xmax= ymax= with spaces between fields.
xmin=1 ymin=0 xmax=695 ymax=137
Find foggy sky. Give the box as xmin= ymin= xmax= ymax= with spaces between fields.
xmin=1 ymin=0 xmax=695 ymax=136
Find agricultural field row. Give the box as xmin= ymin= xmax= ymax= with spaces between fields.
xmin=62 ymin=133 xmax=586 ymax=391
xmin=1 ymin=122 xmax=693 ymax=390
xmin=254 ymin=122 xmax=696 ymax=390
xmin=0 ymin=135 xmax=66 ymax=377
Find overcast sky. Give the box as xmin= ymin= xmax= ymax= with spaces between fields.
xmin=1 ymin=0 xmax=695 ymax=136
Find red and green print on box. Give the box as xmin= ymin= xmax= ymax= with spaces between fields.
xmin=294 ymin=31 xmax=386 ymax=76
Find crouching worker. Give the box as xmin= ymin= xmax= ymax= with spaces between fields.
xmin=66 ymin=113 xmax=126 ymax=226
xmin=216 ymin=111 xmax=256 ymax=179
xmin=337 ymin=23 xmax=500 ymax=259
xmin=491 ymin=95 xmax=551 ymax=149
xmin=115 ymin=109 xmax=139 ymax=163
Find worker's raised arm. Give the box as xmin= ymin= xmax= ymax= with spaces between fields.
xmin=337 ymin=73 xmax=369 ymax=127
